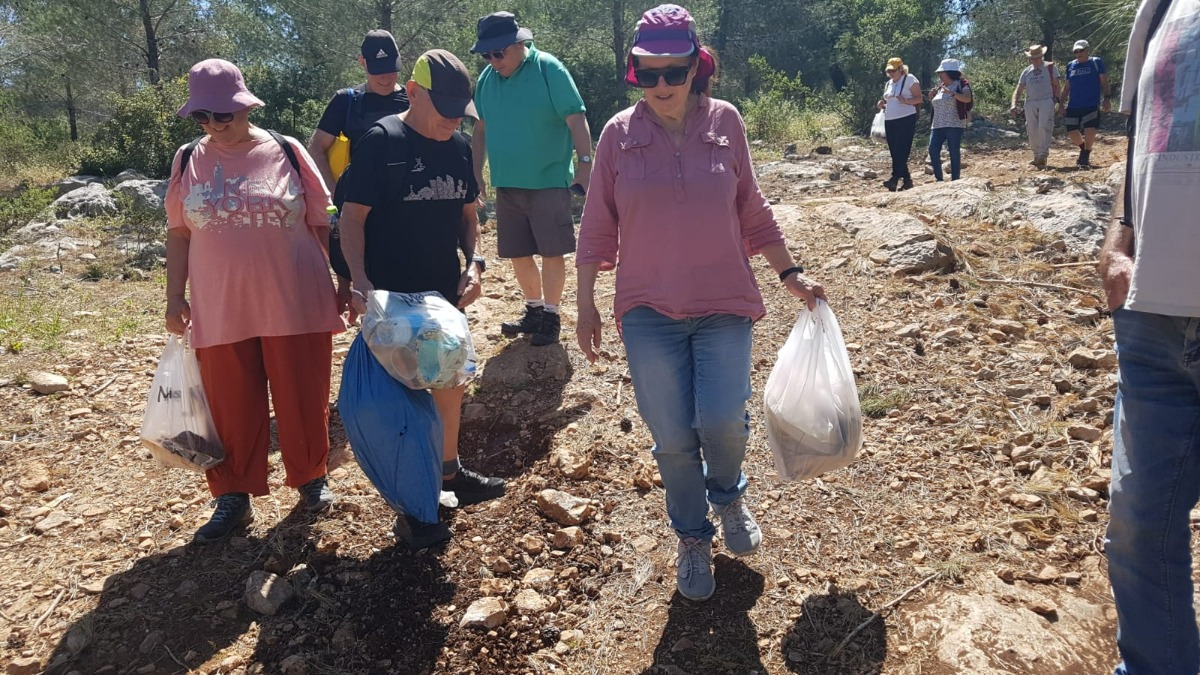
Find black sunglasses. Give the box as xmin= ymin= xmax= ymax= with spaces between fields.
xmin=633 ymin=66 xmax=691 ymax=88
xmin=479 ymin=48 xmax=507 ymax=61
xmin=190 ymin=110 xmax=236 ymax=125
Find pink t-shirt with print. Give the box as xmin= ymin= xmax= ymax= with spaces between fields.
xmin=166 ymin=131 xmax=343 ymax=349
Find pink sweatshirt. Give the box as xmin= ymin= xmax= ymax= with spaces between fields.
xmin=166 ymin=131 xmax=343 ymax=349
xmin=577 ymin=96 xmax=784 ymax=322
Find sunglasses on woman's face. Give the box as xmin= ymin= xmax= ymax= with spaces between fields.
xmin=190 ymin=110 xmax=236 ymax=125
xmin=479 ymin=48 xmax=507 ymax=61
xmin=633 ymin=66 xmax=691 ymax=88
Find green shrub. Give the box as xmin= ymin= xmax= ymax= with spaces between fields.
xmin=79 ymin=78 xmax=196 ymax=178
xmin=0 ymin=185 xmax=57 ymax=236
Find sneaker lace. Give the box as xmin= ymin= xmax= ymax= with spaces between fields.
xmin=676 ymin=538 xmax=707 ymax=579
xmin=719 ymin=499 xmax=752 ymax=535
xmin=210 ymin=495 xmax=244 ymax=521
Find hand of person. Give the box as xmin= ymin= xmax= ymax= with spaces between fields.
xmin=350 ymin=283 xmax=374 ymax=318
xmin=336 ymin=277 xmax=360 ymax=326
xmin=572 ymin=162 xmax=592 ymax=194
xmin=165 ymin=295 xmax=191 ymax=336
xmin=783 ymin=273 xmax=827 ymax=311
xmin=1009 ymin=106 xmax=1019 ymax=117
xmin=576 ymin=300 xmax=603 ymax=364
xmin=1102 ymin=251 xmax=1135 ymax=311
xmin=878 ymin=99 xmax=887 ymax=110
xmin=1056 ymin=105 xmax=1065 ymax=119
xmin=456 ymin=266 xmax=481 ymax=309
xmin=475 ymin=174 xmax=488 ymax=202
xmin=1102 ymin=99 xmax=1112 ymax=113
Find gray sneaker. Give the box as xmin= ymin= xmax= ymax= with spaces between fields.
xmin=712 ymin=497 xmax=762 ymax=556
xmin=675 ymin=537 xmax=715 ymax=601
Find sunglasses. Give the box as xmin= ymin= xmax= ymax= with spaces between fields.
xmin=479 ymin=48 xmax=508 ymax=61
xmin=190 ymin=110 xmax=236 ymax=125
xmin=633 ymin=66 xmax=691 ymax=88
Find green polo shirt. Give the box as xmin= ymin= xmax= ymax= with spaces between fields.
xmin=475 ymin=45 xmax=586 ymax=189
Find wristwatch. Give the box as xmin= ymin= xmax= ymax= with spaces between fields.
xmin=471 ymin=255 xmax=487 ymax=273
xmin=578 ymin=155 xmax=592 ymax=164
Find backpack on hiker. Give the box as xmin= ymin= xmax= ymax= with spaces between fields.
xmin=326 ymin=87 xmax=364 ymax=183
xmin=955 ymin=78 xmax=974 ymax=120
xmin=176 ymin=129 xmax=301 ymax=177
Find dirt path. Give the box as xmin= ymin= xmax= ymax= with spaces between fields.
xmin=0 ymin=130 xmax=1176 ymax=675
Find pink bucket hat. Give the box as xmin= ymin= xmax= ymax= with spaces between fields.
xmin=624 ymin=4 xmax=715 ymax=86
xmin=176 ymin=59 xmax=264 ymax=117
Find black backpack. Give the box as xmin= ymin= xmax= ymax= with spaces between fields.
xmin=176 ymin=129 xmax=300 ymax=177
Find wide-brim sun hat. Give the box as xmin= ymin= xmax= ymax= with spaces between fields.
xmin=624 ymin=4 xmax=715 ymax=86
xmin=471 ymin=12 xmax=534 ymax=54
xmin=176 ymin=59 xmax=264 ymax=118
xmin=1025 ymin=44 xmax=1046 ymax=57
xmin=936 ymin=58 xmax=963 ymax=73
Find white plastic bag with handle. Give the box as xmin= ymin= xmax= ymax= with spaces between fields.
xmin=764 ymin=302 xmax=863 ymax=481
xmin=139 ymin=334 xmax=225 ymax=471
xmin=870 ymin=111 xmax=887 ymax=141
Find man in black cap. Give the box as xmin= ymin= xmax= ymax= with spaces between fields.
xmin=470 ymin=11 xmax=593 ymax=348
xmin=308 ymin=29 xmax=411 ymax=319
xmin=338 ymin=49 xmax=505 ymax=548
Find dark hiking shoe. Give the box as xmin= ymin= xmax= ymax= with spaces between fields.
xmin=501 ymin=305 xmax=545 ymax=337
xmin=1078 ymin=149 xmax=1092 ymax=167
xmin=443 ymin=466 xmax=506 ymax=506
xmin=393 ymin=514 xmax=452 ymax=550
xmin=298 ymin=475 xmax=334 ymax=513
xmin=194 ymin=493 xmax=253 ymax=544
xmin=531 ymin=311 xmax=561 ymax=347
xmin=882 ymin=178 xmax=899 ymax=192
xmin=901 ymin=177 xmax=914 ymax=191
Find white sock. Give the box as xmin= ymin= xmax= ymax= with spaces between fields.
xmin=543 ymin=303 xmax=559 ymax=314
xmin=526 ymin=299 xmax=544 ymax=309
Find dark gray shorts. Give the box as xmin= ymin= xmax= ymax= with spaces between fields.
xmin=495 ymin=187 xmax=576 ymax=258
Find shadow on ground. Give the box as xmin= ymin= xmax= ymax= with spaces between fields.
xmin=639 ymin=555 xmax=767 ymax=674
xmin=43 ymin=503 xmax=453 ymax=674
xmin=783 ymin=585 xmax=887 ymax=674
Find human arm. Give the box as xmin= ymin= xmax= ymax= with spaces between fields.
xmin=1010 ymin=82 xmax=1025 ymax=115
xmin=1099 ymin=179 xmax=1136 ymax=311
xmin=1049 ymin=64 xmax=1062 ymax=105
xmin=307 ymin=129 xmax=337 ymax=195
xmin=575 ymin=262 xmax=603 ymax=363
xmin=574 ymin=121 xmax=620 ymax=364
xmin=470 ymin=117 xmax=488 ymax=199
xmin=165 ymin=228 xmax=191 ymax=335
xmin=340 ymin=202 xmax=373 ymax=316
xmin=903 ymin=79 xmax=923 ymax=106
xmin=309 ymin=93 xmax=350 ymax=192
xmin=1101 ymin=72 xmax=1112 ymax=112
xmin=457 ymin=202 xmax=482 ymax=308
xmin=1058 ymin=79 xmax=1071 ymax=116
xmin=759 ymin=243 xmax=827 ymax=311
xmin=566 ymin=112 xmax=593 ymax=193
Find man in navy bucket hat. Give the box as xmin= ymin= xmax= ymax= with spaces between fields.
xmin=470 ymin=11 xmax=593 ymax=349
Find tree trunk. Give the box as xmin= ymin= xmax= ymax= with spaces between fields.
xmin=139 ymin=0 xmax=161 ymax=85
xmin=377 ymin=0 xmax=393 ymax=32
xmin=65 ymin=77 xmax=78 ymax=141
xmin=611 ymin=0 xmax=626 ymax=112
xmin=713 ymin=0 xmax=734 ymax=54
xmin=1042 ymin=24 xmax=1056 ymax=59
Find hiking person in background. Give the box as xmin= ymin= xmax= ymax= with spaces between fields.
xmin=1010 ymin=44 xmax=1060 ymax=169
xmin=339 ymin=50 xmax=505 ymax=548
xmin=470 ymin=11 xmax=592 ymax=348
xmin=165 ymin=59 xmax=344 ymax=543
xmin=1101 ymin=0 xmax=1200 ymax=671
xmin=1057 ymin=39 xmax=1110 ymax=168
xmin=576 ymin=3 xmax=826 ymax=603
xmin=877 ymin=57 xmax=922 ymax=191
xmin=308 ymin=30 xmax=411 ymax=322
xmin=927 ymin=58 xmax=973 ymax=182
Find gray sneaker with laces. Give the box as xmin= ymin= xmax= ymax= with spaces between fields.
xmin=675 ymin=537 xmax=715 ymax=601
xmin=712 ymin=497 xmax=762 ymax=556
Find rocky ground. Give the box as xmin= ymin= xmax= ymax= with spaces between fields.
xmin=1 ymin=127 xmax=1187 ymax=675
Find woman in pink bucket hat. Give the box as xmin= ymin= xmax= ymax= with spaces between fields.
xmin=576 ymin=4 xmax=828 ymax=602
xmin=164 ymin=58 xmax=344 ymax=543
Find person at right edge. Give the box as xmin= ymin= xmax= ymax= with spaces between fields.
xmin=1058 ymin=39 xmax=1110 ymax=168
xmin=339 ymin=50 xmax=506 ymax=547
xmin=470 ymin=11 xmax=593 ymax=347
xmin=876 ymin=57 xmax=922 ymax=191
xmin=576 ymin=4 xmax=826 ymax=602
xmin=1100 ymin=0 xmax=1200 ymax=672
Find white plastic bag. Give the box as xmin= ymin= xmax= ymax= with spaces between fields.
xmin=139 ymin=334 xmax=225 ymax=471
xmin=870 ymin=111 xmax=887 ymax=141
xmin=361 ymin=290 xmax=477 ymax=390
xmin=764 ymin=302 xmax=863 ymax=481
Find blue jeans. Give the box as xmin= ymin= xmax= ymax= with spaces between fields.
xmin=929 ymin=126 xmax=963 ymax=181
xmin=1108 ymin=309 xmax=1200 ymax=675
xmin=621 ymin=307 xmax=752 ymax=541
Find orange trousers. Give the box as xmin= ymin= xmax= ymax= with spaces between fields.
xmin=196 ymin=332 xmax=333 ymax=497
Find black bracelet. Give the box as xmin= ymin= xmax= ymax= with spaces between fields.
xmin=779 ymin=265 xmax=804 ymax=282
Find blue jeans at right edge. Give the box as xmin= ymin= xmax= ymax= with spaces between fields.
xmin=929 ymin=126 xmax=963 ymax=181
xmin=621 ymin=306 xmax=752 ymax=541
xmin=1107 ymin=308 xmax=1200 ymax=675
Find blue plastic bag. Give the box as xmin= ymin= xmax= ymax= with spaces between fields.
xmin=338 ymin=334 xmax=443 ymax=524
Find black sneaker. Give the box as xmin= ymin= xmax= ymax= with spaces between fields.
xmin=443 ymin=466 xmax=506 ymax=506
xmin=393 ymin=514 xmax=452 ymax=550
xmin=882 ymin=178 xmax=898 ymax=192
xmin=901 ymin=176 xmax=914 ymax=191
xmin=1078 ymin=149 xmax=1092 ymax=167
xmin=531 ymin=311 xmax=561 ymax=347
xmin=194 ymin=493 xmax=253 ymax=544
xmin=501 ymin=305 xmax=544 ymax=337
xmin=298 ymin=475 xmax=334 ymax=513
